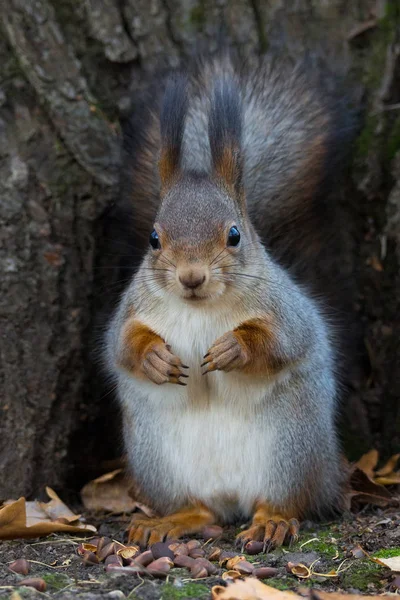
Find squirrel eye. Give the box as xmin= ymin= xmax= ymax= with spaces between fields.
xmin=149 ymin=229 xmax=161 ymax=250
xmin=227 ymin=226 xmax=240 ymax=247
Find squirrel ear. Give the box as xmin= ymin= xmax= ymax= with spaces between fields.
xmin=159 ymin=73 xmax=188 ymax=194
xmin=209 ymin=77 xmax=244 ymax=202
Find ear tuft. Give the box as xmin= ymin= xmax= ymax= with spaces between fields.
xmin=208 ymin=76 xmax=243 ymax=198
xmin=159 ymin=73 xmax=188 ymax=193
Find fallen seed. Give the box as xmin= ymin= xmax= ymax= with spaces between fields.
xmin=133 ymin=550 xmax=154 ymax=566
xmin=9 ymin=559 xmax=29 ymax=576
xmin=147 ymin=557 xmax=173 ymax=577
xmin=233 ymin=560 xmax=254 ymax=575
xmin=187 ymin=540 xmax=202 ymax=551
xmin=219 ymin=551 xmax=239 ymax=566
xmin=189 ymin=548 xmax=205 ymax=559
xmin=253 ymin=566 xmax=279 ymax=579
xmin=98 ymin=542 xmax=116 ymax=562
xmin=201 ymin=525 xmax=223 ymax=540
xmin=117 ymin=545 xmax=140 ymax=560
xmin=193 ymin=557 xmax=218 ymax=575
xmin=174 ymin=543 xmax=189 ymax=556
xmin=208 ymin=547 xmax=222 ymax=562
xmin=97 ymin=537 xmax=112 ymax=553
xmin=244 ymin=541 xmax=264 ymax=555
xmin=83 ymin=551 xmax=99 ymax=566
xmin=190 ymin=563 xmax=208 ymax=579
xmin=173 ymin=554 xmax=196 ymax=569
xmin=226 ymin=556 xmax=244 ymax=570
xmin=105 ymin=554 xmax=123 ymax=567
xmin=19 ymin=578 xmax=47 ymax=592
xmin=151 ymin=542 xmax=175 ymax=560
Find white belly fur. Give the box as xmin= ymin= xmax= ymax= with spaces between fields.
xmin=122 ymin=296 xmax=286 ymax=518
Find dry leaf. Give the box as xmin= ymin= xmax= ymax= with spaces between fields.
xmin=212 ymin=578 xmax=298 ymax=600
xmin=81 ymin=468 xmax=153 ymax=515
xmin=375 ymin=454 xmax=400 ymax=476
xmin=372 ymin=555 xmax=400 ymax=571
xmin=354 ymin=450 xmax=379 ymax=478
xmin=0 ymin=489 xmax=96 ymax=540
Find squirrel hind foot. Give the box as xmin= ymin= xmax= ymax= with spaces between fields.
xmin=128 ymin=505 xmax=215 ymax=547
xmin=236 ymin=513 xmax=300 ymax=552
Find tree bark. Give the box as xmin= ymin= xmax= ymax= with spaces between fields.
xmin=0 ymin=0 xmax=399 ymax=499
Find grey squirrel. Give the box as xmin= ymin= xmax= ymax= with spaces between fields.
xmin=105 ymin=53 xmax=354 ymax=548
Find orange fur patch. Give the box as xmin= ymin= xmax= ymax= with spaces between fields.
xmin=118 ymin=318 xmax=164 ymax=378
xmin=233 ymin=316 xmax=287 ymax=376
xmin=128 ymin=503 xmax=215 ymax=545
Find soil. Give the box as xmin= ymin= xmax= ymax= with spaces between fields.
xmin=1 ymin=507 xmax=399 ymax=599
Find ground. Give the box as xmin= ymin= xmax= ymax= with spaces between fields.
xmin=1 ymin=507 xmax=399 ymax=599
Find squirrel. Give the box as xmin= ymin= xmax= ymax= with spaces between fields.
xmin=105 ymin=53 xmax=355 ymax=549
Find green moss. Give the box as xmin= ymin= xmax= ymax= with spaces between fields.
xmin=41 ymin=572 xmax=71 ymax=590
xmin=294 ymin=531 xmax=341 ymax=559
xmin=374 ymin=547 xmax=400 ymax=558
xmin=263 ymin=578 xmax=291 ymax=590
xmin=340 ymin=559 xmax=384 ymax=592
xmin=161 ymin=582 xmax=209 ymax=600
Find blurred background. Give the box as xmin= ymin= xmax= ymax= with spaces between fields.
xmin=0 ymin=0 xmax=399 ymax=501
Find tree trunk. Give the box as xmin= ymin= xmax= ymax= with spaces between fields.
xmin=0 ymin=0 xmax=399 ymax=500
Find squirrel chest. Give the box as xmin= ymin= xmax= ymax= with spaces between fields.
xmin=121 ymin=296 xmax=285 ymax=518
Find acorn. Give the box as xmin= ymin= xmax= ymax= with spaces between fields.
xmin=189 ymin=548 xmax=205 ymax=559
xmin=105 ymin=554 xmax=123 ymax=567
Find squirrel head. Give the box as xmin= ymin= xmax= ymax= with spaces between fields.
xmin=144 ymin=74 xmax=262 ymax=304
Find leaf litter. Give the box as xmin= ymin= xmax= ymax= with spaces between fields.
xmin=1 ymin=451 xmax=399 ymax=597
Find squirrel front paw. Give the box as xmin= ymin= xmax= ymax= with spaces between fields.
xmin=119 ymin=319 xmax=188 ymax=385
xmin=202 ymin=331 xmax=248 ymax=374
xmin=142 ymin=342 xmax=188 ymax=385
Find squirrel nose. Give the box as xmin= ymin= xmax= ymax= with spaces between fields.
xmin=179 ymin=270 xmax=206 ymax=290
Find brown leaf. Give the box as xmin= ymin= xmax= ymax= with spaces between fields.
xmin=354 ymin=450 xmax=379 ymax=478
xmin=349 ymin=466 xmax=393 ymax=508
xmin=0 ymin=490 xmax=96 ymax=540
xmin=81 ymin=468 xmax=153 ymax=515
xmin=375 ymin=453 xmax=400 ymax=476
